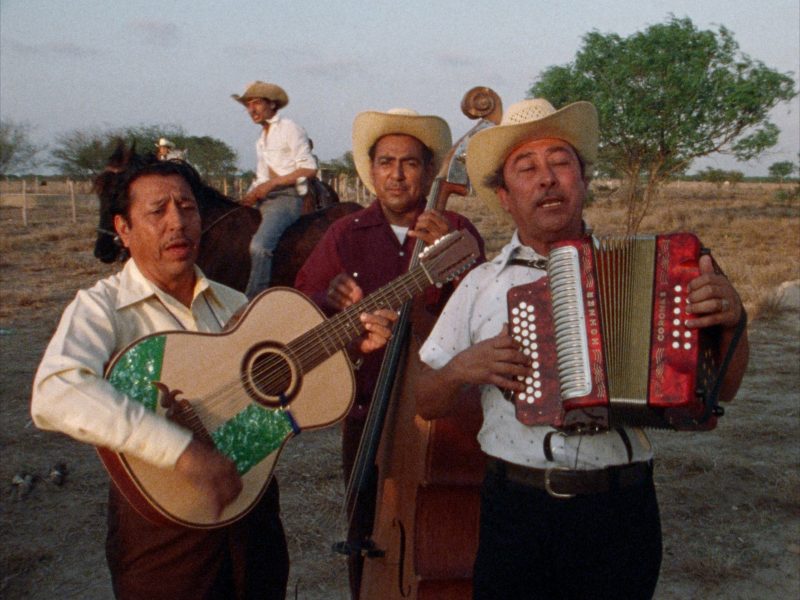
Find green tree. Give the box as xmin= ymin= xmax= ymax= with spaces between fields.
xmin=530 ymin=16 xmax=797 ymax=233
xmin=49 ymin=125 xmax=237 ymax=179
xmin=697 ymin=167 xmax=744 ymax=188
xmin=50 ymin=129 xmax=120 ymax=178
xmin=768 ymin=160 xmax=796 ymax=182
xmin=182 ymin=135 xmax=238 ymax=178
xmin=322 ymin=151 xmax=356 ymax=177
xmin=0 ymin=119 xmax=41 ymax=176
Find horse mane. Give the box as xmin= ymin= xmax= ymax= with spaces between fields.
xmin=93 ymin=140 xmax=133 ymax=263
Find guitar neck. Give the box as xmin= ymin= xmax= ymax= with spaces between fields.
xmin=288 ymin=264 xmax=432 ymax=372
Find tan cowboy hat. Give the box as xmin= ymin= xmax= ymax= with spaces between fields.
xmin=352 ymin=108 xmax=452 ymax=195
xmin=231 ymin=81 xmax=289 ymax=109
xmin=466 ymin=98 xmax=598 ymax=209
xmin=155 ymin=138 xmax=175 ymax=148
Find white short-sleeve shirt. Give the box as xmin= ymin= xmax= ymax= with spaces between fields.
xmin=419 ymin=231 xmax=653 ymax=470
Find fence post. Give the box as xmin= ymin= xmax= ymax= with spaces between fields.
xmin=223 ymin=178 xmax=228 ymax=196
xmin=69 ymin=179 xmax=77 ymax=223
xmin=22 ymin=179 xmax=28 ymax=226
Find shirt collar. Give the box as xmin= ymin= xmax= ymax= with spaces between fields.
xmin=116 ymin=259 xmax=215 ymax=310
xmin=492 ymin=231 xmax=549 ymax=272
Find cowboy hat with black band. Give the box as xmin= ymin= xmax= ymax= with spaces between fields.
xmin=466 ymin=99 xmax=598 ymax=213
xmin=352 ymin=108 xmax=452 ymax=195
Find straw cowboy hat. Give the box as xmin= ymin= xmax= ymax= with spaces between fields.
xmin=466 ymin=98 xmax=598 ymax=209
xmin=231 ymin=81 xmax=289 ymax=109
xmin=352 ymin=108 xmax=452 ymax=195
xmin=155 ymin=138 xmax=175 ymax=148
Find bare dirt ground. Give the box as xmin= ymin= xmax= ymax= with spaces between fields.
xmin=1 ymin=184 xmax=798 ymax=599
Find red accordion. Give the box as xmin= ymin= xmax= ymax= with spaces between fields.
xmin=507 ymin=233 xmax=724 ymax=432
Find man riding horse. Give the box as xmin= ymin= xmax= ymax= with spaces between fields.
xmin=233 ymin=80 xmax=318 ymax=299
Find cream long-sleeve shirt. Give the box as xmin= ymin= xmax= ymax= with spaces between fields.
xmin=31 ymin=259 xmax=247 ymax=469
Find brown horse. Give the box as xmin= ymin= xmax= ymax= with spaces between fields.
xmin=93 ymin=144 xmax=361 ymax=292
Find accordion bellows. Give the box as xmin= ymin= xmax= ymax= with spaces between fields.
xmin=507 ymin=233 xmax=722 ymax=432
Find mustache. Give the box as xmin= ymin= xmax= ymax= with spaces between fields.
xmin=163 ymin=236 xmax=196 ymax=249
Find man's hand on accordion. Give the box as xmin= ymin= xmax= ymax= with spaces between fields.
xmin=685 ymin=255 xmax=744 ymax=330
xmin=685 ymin=254 xmax=749 ymax=403
xmin=447 ymin=324 xmax=531 ymax=391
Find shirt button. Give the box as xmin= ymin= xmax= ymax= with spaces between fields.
xmin=399 ymin=251 xmax=405 ymax=257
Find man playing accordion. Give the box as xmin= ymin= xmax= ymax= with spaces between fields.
xmin=415 ymin=98 xmax=749 ymax=599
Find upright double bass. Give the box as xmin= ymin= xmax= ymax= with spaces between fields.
xmin=343 ymin=87 xmax=503 ymax=599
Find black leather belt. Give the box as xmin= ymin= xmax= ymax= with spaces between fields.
xmin=488 ymin=458 xmax=653 ymax=499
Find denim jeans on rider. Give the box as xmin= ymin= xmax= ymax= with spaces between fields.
xmin=245 ymin=192 xmax=303 ymax=299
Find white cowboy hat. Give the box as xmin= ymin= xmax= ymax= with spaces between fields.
xmin=466 ymin=98 xmax=598 ymax=209
xmin=155 ymin=138 xmax=175 ymax=148
xmin=352 ymin=108 xmax=452 ymax=195
xmin=231 ymin=81 xmax=289 ymax=109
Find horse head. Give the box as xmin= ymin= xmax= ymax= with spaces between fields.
xmin=93 ymin=140 xmax=135 ymax=263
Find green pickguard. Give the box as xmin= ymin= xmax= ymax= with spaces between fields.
xmin=107 ymin=334 xmax=294 ymax=475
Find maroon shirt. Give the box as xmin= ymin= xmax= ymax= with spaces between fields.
xmin=295 ymin=199 xmax=485 ymax=418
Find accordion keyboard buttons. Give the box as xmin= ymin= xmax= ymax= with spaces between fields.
xmin=511 ymin=302 xmax=543 ymax=405
xmin=670 ymin=284 xmax=694 ymax=351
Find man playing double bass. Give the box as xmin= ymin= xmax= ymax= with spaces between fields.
xmin=30 ymin=155 xmax=397 ymax=599
xmin=415 ymin=98 xmax=749 ymax=599
xmin=294 ymin=108 xmax=486 ymax=598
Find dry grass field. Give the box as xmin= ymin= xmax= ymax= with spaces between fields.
xmin=1 ymin=181 xmax=798 ymax=599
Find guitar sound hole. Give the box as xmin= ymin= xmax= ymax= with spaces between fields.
xmin=242 ymin=344 xmax=298 ymax=407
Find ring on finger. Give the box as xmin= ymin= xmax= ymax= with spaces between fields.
xmin=721 ymin=298 xmax=730 ymax=311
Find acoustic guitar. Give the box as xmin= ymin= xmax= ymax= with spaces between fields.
xmin=97 ymin=229 xmax=480 ymax=529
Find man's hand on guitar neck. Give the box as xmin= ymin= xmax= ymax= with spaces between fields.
xmin=175 ymin=439 xmax=243 ymax=519
xmin=324 ymin=273 xmax=399 ymax=355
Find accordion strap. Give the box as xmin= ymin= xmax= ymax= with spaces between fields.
xmin=704 ymin=307 xmax=748 ymax=419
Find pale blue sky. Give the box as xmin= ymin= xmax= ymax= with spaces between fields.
xmin=1 ymin=0 xmax=798 ymax=175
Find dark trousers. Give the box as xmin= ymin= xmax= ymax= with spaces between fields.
xmin=473 ymin=464 xmax=662 ymax=600
xmin=106 ymin=478 xmax=289 ymax=600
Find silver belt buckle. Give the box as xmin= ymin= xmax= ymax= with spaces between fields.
xmin=544 ymin=466 xmax=576 ymax=499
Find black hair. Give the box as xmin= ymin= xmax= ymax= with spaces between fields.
xmin=102 ymin=153 xmax=206 ymax=222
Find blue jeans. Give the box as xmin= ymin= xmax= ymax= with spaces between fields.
xmin=245 ymin=191 xmax=303 ymax=299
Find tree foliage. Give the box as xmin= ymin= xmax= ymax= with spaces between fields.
xmin=768 ymin=160 xmax=796 ymax=181
xmin=49 ymin=125 xmax=238 ymax=179
xmin=697 ymin=167 xmax=744 ymax=187
xmin=321 ymin=151 xmax=356 ymax=177
xmin=0 ymin=119 xmax=41 ymax=176
xmin=529 ymin=16 xmax=797 ymax=232
xmin=50 ymin=129 xmax=121 ymax=178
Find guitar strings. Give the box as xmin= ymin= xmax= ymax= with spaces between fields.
xmin=179 ymin=262 xmax=441 ymax=420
